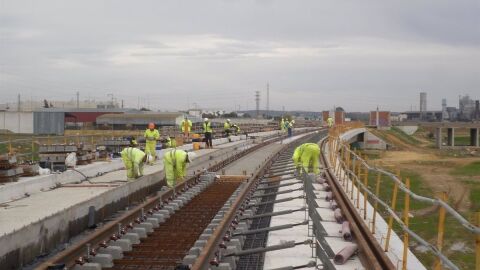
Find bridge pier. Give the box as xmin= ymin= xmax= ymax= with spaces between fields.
xmin=447 ymin=128 xmax=455 ymax=147
xmin=435 ymin=128 xmax=442 ymax=148
xmin=471 ymin=128 xmax=479 ymax=147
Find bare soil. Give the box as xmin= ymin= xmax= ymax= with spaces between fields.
xmin=373 ymin=130 xmax=479 ymax=212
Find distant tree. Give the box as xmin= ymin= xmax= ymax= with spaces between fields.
xmin=243 ymin=113 xmax=252 ymax=118
xmin=43 ymin=99 xmax=49 ymax=108
xmin=140 ymin=107 xmax=151 ymax=111
xmin=223 ymin=112 xmax=238 ymax=118
xmin=49 ymin=102 xmax=54 ymax=108
xmin=336 ymin=107 xmax=345 ymax=112
xmin=202 ymin=113 xmax=216 ymax=119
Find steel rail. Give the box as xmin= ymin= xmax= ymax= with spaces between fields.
xmin=190 ymin=132 xmax=320 ymax=269
xmin=320 ymin=138 xmax=396 ymax=270
xmin=37 ymin=128 xmax=318 ymax=269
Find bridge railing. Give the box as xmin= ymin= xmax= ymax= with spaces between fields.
xmin=325 ymin=132 xmax=480 ymax=270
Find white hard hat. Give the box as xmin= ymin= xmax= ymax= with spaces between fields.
xmin=227 ymin=119 xmax=230 ymax=122
xmin=204 ymin=118 xmax=209 ymax=121
xmin=187 ymin=151 xmax=197 ymax=162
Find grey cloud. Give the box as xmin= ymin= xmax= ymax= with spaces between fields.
xmin=0 ymin=0 xmax=479 ymax=112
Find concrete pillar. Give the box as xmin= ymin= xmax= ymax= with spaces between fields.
xmin=436 ymin=128 xmax=443 ymax=148
xmin=470 ymin=128 xmax=479 ymax=147
xmin=447 ymin=128 xmax=455 ymax=147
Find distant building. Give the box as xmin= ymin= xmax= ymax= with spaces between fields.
xmin=402 ymin=110 xmax=443 ymax=121
xmin=459 ymin=95 xmax=476 ymax=121
xmin=420 ymin=92 xmax=427 ymax=119
xmin=369 ymin=111 xmax=391 ymax=127
xmin=96 ymin=112 xmax=184 ymax=130
xmin=442 ymin=98 xmax=449 ymax=121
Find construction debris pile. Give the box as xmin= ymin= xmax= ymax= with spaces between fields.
xmin=0 ymin=154 xmax=23 ymax=183
xmin=39 ymin=144 xmax=95 ymax=172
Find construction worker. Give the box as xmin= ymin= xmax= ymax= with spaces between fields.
xmin=224 ymin=119 xmax=232 ymax=141
xmin=144 ymin=123 xmax=160 ymax=165
xmin=292 ymin=143 xmax=308 ymax=173
xmin=287 ymin=119 xmax=294 ymax=137
xmin=121 ymin=138 xmax=146 ymax=179
xmin=280 ymin=118 xmax=285 ymax=132
xmin=203 ymin=118 xmax=213 ymax=149
xmin=163 ymin=149 xmax=197 ymax=188
xmin=327 ymin=117 xmax=334 ymax=128
xmin=180 ymin=116 xmax=193 ymax=140
xmin=292 ymin=143 xmax=320 ymax=175
xmin=166 ymin=136 xmax=177 ymax=148
xmin=231 ymin=124 xmax=240 ymax=136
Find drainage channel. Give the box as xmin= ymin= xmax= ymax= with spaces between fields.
xmin=107 ymin=180 xmax=242 ymax=270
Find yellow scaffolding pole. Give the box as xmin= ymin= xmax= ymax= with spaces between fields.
xmin=385 ymin=180 xmax=399 ymax=252
xmin=372 ymin=171 xmax=382 ymax=234
xmin=434 ymin=192 xmax=448 ymax=270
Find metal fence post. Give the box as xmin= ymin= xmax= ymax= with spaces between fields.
xmin=476 ymin=212 xmax=480 ymax=270
xmin=372 ymin=171 xmax=382 ymax=234
xmin=402 ymin=178 xmax=410 ymax=270
xmin=363 ymin=157 xmax=369 ymax=220
xmin=434 ymin=192 xmax=448 ymax=270
xmin=356 ymin=154 xmax=362 ymax=208
xmin=385 ymin=181 xmax=399 ymax=252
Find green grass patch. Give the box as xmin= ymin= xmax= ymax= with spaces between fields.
xmin=365 ymin=168 xmax=433 ymax=211
xmin=389 ymin=127 xmax=422 ymax=145
xmin=454 ymin=136 xmax=471 ymax=146
xmin=450 ymin=161 xmax=480 ymax=176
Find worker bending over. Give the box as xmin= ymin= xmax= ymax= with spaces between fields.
xmin=231 ymin=124 xmax=240 ymax=136
xmin=203 ymin=118 xmax=213 ymax=148
xmin=292 ymin=143 xmax=320 ymax=175
xmin=121 ymin=138 xmax=146 ymax=179
xmin=144 ymin=123 xmax=160 ymax=165
xmin=163 ymin=149 xmax=196 ymax=188
xmin=224 ymin=119 xmax=232 ymax=140
xmin=180 ymin=116 xmax=192 ymax=140
xmin=327 ymin=117 xmax=334 ymax=128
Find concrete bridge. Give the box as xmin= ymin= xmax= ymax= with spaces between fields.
xmin=394 ymin=122 xmax=480 ymax=148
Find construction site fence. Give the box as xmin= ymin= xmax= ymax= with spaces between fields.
xmin=325 ymin=128 xmax=480 ymax=270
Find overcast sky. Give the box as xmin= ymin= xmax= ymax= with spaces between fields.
xmin=0 ymin=0 xmax=479 ymax=112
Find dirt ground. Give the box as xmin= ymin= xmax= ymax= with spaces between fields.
xmin=373 ymin=133 xmax=479 ymax=212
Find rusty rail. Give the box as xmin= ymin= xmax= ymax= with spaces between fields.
xmin=319 ymin=138 xmax=396 ymax=270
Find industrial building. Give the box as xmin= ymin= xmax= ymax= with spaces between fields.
xmin=1 ymin=108 xmax=131 ymax=135
xmin=369 ymin=111 xmax=391 ymax=127
xmin=96 ymin=112 xmax=187 ymax=130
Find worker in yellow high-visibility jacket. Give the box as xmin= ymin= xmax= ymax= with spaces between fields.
xmin=203 ymin=118 xmax=213 ymax=148
xmin=327 ymin=117 xmax=334 ymax=128
xmin=144 ymin=123 xmax=160 ymax=165
xmin=180 ymin=116 xmax=193 ymax=139
xmin=121 ymin=139 xmax=146 ymax=179
xmin=300 ymin=143 xmax=320 ymax=174
xmin=280 ymin=118 xmax=285 ymax=132
xmin=163 ymin=149 xmax=197 ymax=188
xmin=292 ymin=143 xmax=320 ymax=175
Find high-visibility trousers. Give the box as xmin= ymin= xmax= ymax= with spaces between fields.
xmin=145 ymin=141 xmax=157 ymax=162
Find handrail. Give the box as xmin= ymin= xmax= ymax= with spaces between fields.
xmin=327 ymin=134 xmax=480 ymax=270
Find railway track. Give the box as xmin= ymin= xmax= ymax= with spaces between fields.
xmin=319 ymin=138 xmax=396 ymax=270
xmin=37 ymin=130 xmax=317 ymax=270
xmin=38 ymin=129 xmax=398 ymax=270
